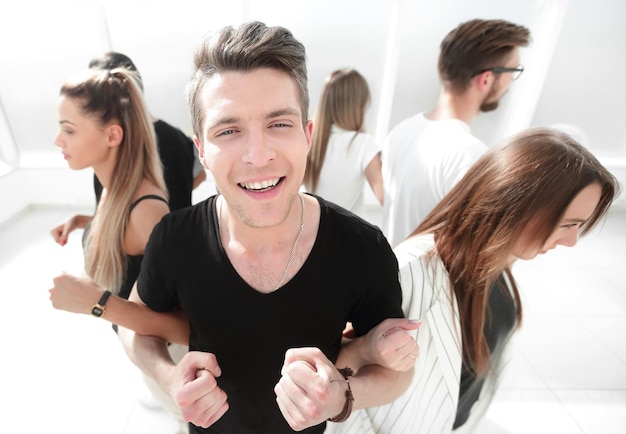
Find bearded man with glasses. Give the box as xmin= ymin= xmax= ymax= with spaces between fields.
xmin=381 ymin=19 xmax=531 ymax=247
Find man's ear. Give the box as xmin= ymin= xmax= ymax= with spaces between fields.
xmin=304 ymin=120 xmax=313 ymax=152
xmin=474 ymin=70 xmax=495 ymax=93
xmin=194 ymin=136 xmax=209 ymax=169
xmin=106 ymin=124 xmax=124 ymax=148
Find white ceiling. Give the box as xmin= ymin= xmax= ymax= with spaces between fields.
xmin=0 ymin=0 xmax=624 ymax=170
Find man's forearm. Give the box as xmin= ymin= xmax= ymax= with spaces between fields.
xmin=335 ymin=334 xmax=371 ymax=371
xmin=346 ymin=364 xmax=413 ymax=410
xmin=117 ymin=326 xmax=177 ymax=395
xmin=336 ymin=336 xmax=413 ymax=409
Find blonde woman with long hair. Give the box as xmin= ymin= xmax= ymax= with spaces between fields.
xmin=51 ymin=66 xmax=172 ymax=305
xmin=49 ymin=67 xmax=189 ymax=433
xmin=304 ymin=68 xmax=383 ymax=220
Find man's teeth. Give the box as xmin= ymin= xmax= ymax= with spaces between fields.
xmin=240 ymin=178 xmax=280 ymax=190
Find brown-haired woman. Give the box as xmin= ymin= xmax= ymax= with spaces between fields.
xmin=331 ymin=127 xmax=620 ymax=434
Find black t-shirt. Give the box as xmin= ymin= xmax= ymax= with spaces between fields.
xmin=94 ymin=119 xmax=195 ymax=211
xmin=138 ymin=194 xmax=404 ymax=434
xmin=453 ymin=275 xmax=517 ymax=429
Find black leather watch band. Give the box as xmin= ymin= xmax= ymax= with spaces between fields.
xmin=91 ymin=290 xmax=112 ymax=318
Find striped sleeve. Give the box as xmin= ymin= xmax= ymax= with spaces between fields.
xmin=327 ymin=236 xmax=463 ymax=433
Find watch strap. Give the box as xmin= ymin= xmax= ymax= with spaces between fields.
xmin=91 ymin=290 xmax=112 ymax=317
xmin=97 ymin=290 xmax=112 ymax=307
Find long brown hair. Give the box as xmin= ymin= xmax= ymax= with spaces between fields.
xmin=60 ymin=68 xmax=166 ymax=293
xmin=304 ymin=68 xmax=371 ymax=193
xmin=413 ymin=127 xmax=619 ymax=374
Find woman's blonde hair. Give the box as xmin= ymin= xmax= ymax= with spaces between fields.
xmin=59 ymin=68 xmax=166 ymax=293
xmin=414 ymin=127 xmax=619 ymax=375
xmin=304 ymin=68 xmax=371 ymax=193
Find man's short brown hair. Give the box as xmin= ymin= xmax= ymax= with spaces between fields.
xmin=438 ymin=19 xmax=531 ymax=93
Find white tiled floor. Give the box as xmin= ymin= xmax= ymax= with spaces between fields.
xmin=1 ymin=204 xmax=624 ymax=433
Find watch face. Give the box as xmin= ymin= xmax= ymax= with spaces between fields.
xmin=91 ymin=306 xmax=104 ymax=317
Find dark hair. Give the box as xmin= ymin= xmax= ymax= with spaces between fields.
xmin=414 ymin=127 xmax=619 ymax=375
xmin=438 ymin=19 xmax=531 ymax=93
xmin=186 ymin=21 xmax=309 ymax=141
xmin=89 ymin=51 xmax=143 ymax=91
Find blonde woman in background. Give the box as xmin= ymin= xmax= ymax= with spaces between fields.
xmin=304 ymin=68 xmax=383 ymax=220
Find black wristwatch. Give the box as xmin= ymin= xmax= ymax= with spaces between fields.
xmin=91 ymin=290 xmax=112 ymax=318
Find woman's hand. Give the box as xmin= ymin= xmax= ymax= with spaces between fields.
xmin=368 ymin=318 xmax=421 ymax=372
xmin=339 ymin=318 xmax=421 ymax=373
xmin=49 ymin=272 xmax=104 ymax=314
xmin=50 ymin=214 xmax=91 ymax=246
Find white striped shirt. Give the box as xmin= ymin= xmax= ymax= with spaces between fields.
xmin=326 ymin=234 xmax=512 ymax=434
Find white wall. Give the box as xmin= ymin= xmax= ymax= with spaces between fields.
xmin=0 ymin=0 xmax=624 ymax=225
xmin=0 ymin=168 xmax=93 ymax=224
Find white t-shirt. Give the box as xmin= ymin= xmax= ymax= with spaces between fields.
xmin=381 ymin=113 xmax=487 ymax=247
xmin=312 ymin=126 xmax=381 ymax=219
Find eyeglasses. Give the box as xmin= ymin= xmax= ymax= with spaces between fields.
xmin=473 ymin=65 xmax=525 ymax=80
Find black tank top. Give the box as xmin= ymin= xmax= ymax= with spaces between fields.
xmin=82 ymin=194 xmax=169 ymax=300
xmin=454 ymin=274 xmax=517 ymax=428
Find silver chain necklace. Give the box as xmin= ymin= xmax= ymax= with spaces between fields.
xmin=218 ymin=193 xmax=305 ymax=291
